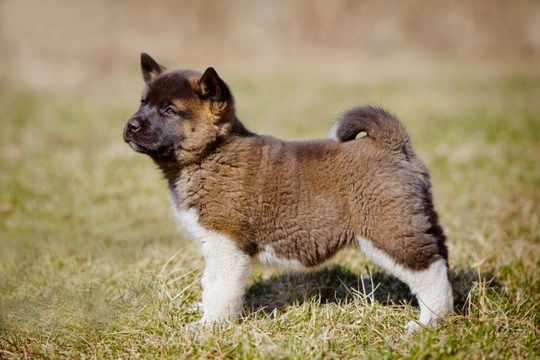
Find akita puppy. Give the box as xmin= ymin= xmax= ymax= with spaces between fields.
xmin=123 ymin=53 xmax=453 ymax=331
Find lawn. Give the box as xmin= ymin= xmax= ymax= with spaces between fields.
xmin=1 ymin=66 xmax=539 ymax=358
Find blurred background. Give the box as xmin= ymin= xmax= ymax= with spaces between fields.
xmin=1 ymin=2 xmax=540 ymax=355
xmin=1 ymin=0 xmax=539 ymax=268
xmin=1 ymin=0 xmax=539 ymax=259
xmin=1 ymin=0 xmax=539 ymax=92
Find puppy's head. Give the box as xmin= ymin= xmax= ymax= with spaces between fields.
xmin=123 ymin=53 xmax=235 ymax=165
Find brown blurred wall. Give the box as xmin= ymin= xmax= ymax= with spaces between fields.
xmin=1 ymin=0 xmax=538 ymax=91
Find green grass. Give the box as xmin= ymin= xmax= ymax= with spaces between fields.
xmin=1 ymin=71 xmax=539 ymax=359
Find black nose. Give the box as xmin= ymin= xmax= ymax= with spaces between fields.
xmin=128 ymin=118 xmax=141 ymax=132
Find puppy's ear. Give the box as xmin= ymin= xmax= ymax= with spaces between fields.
xmin=141 ymin=53 xmax=167 ymax=83
xmin=197 ymin=67 xmax=232 ymax=116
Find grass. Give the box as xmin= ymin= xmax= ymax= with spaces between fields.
xmin=0 ymin=68 xmax=539 ymax=359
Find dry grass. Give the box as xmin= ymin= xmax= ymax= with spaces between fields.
xmin=1 ymin=66 xmax=539 ymax=358
xmin=1 ymin=1 xmax=539 ymax=358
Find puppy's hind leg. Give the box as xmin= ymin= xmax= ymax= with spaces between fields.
xmin=357 ymin=237 xmax=453 ymax=332
xmin=404 ymin=257 xmax=453 ymax=332
xmin=198 ymin=233 xmax=251 ymax=324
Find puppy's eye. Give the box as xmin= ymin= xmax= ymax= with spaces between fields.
xmin=165 ymin=106 xmax=177 ymax=115
xmin=140 ymin=98 xmax=146 ymax=105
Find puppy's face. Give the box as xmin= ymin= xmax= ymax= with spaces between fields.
xmin=124 ymin=53 xmax=234 ymax=164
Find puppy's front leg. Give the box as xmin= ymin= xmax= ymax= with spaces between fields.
xmin=198 ymin=234 xmax=251 ymax=323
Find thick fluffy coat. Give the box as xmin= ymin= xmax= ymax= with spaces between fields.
xmin=123 ymin=53 xmax=453 ymax=331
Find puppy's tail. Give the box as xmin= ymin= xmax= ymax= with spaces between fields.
xmin=330 ymin=106 xmax=410 ymax=151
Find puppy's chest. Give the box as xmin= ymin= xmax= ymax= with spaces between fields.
xmin=168 ymin=167 xmax=254 ymax=242
xmin=170 ymin=201 xmax=207 ymax=244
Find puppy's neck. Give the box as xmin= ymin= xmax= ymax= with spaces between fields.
xmin=154 ymin=116 xmax=255 ymax=198
xmin=230 ymin=117 xmax=255 ymax=137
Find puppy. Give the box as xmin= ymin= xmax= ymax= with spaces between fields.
xmin=123 ymin=53 xmax=453 ymax=331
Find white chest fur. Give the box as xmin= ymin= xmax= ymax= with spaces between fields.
xmin=170 ymin=203 xmax=207 ymax=244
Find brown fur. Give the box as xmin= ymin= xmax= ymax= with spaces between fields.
xmin=124 ymin=54 xmax=448 ymax=272
xmin=124 ymin=54 xmax=454 ymax=328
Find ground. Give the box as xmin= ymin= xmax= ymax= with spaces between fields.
xmin=1 ymin=61 xmax=539 ymax=358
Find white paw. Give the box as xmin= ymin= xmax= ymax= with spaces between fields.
xmin=187 ymin=320 xmax=202 ymax=330
xmin=186 ymin=301 xmax=203 ymax=314
xmin=406 ymin=320 xmax=423 ymax=333
xmin=186 ymin=319 xmax=213 ymax=331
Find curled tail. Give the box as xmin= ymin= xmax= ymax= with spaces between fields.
xmin=330 ymin=105 xmax=410 ymax=151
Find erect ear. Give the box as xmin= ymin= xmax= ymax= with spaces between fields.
xmin=141 ymin=53 xmax=167 ymax=83
xmin=197 ymin=67 xmax=232 ymax=114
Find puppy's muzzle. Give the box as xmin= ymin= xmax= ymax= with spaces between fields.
xmin=123 ymin=117 xmax=142 ymax=149
xmin=124 ymin=116 xmax=143 ymax=141
xmin=127 ymin=118 xmax=141 ymax=132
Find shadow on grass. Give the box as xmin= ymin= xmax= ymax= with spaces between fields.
xmin=244 ymin=265 xmax=499 ymax=316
